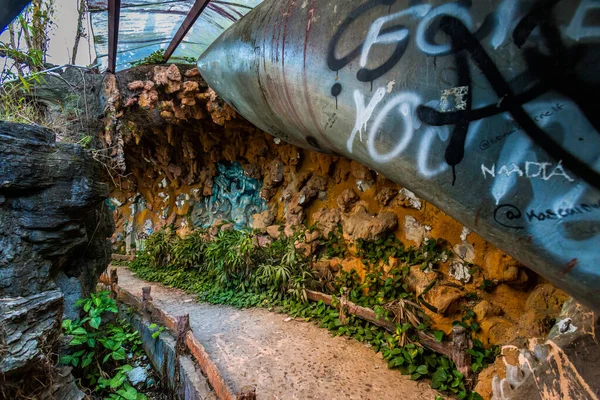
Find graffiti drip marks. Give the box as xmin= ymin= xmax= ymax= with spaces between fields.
xmin=347 ymin=88 xmax=386 ymax=153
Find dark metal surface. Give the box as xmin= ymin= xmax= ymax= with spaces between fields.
xmin=0 ymin=0 xmax=31 ymax=32
xmin=163 ymin=0 xmax=211 ymax=61
xmin=107 ymin=0 xmax=122 ymax=73
xmin=198 ymin=0 xmax=600 ymax=310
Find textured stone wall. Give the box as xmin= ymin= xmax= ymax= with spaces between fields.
xmin=104 ymin=64 xmax=594 ymax=398
xmin=106 ymin=65 xmax=567 ymax=341
xmin=0 ymin=121 xmax=113 ymax=397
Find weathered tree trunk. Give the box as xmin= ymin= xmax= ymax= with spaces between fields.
xmin=71 ymin=0 xmax=86 ymax=65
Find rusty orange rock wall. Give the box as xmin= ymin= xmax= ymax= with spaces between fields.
xmin=105 ymin=65 xmax=569 ymax=397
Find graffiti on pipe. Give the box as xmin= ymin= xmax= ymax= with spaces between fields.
xmin=329 ymin=0 xmax=600 ymax=187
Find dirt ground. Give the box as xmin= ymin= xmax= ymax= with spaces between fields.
xmin=116 ymin=267 xmax=442 ymax=400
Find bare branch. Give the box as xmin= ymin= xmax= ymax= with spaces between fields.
xmin=8 ymin=23 xmax=24 ymax=77
xmin=71 ymin=0 xmax=86 ymax=64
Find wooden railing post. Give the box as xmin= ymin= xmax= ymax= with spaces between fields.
xmin=451 ymin=325 xmax=473 ymax=381
xmin=237 ymin=386 xmax=257 ymax=400
xmin=110 ymin=268 xmax=118 ymax=285
xmin=175 ymin=314 xmax=190 ymax=356
xmin=339 ymin=289 xmax=348 ymax=325
xmin=305 ymin=289 xmax=475 ymax=379
xmin=142 ymin=286 xmax=152 ymax=314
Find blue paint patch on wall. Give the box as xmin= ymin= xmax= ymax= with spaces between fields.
xmin=191 ymin=162 xmax=266 ymax=229
xmin=105 ymin=198 xmax=116 ymax=212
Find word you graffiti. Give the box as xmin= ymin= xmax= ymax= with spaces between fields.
xmin=328 ymin=0 xmax=600 ymax=189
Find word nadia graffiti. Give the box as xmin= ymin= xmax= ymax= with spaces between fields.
xmin=330 ymin=0 xmax=600 ymax=189
xmin=494 ymin=199 xmax=600 ymax=229
xmin=481 ymin=161 xmax=574 ymax=182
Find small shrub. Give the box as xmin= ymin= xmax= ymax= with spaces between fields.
xmin=60 ymin=291 xmax=146 ymax=400
xmin=204 ymin=229 xmax=256 ymax=289
xmin=171 ymin=229 xmax=207 ymax=270
xmin=255 ymin=235 xmax=312 ymax=301
xmin=145 ymin=227 xmax=177 ymax=268
xmin=0 ymin=78 xmax=47 ymax=126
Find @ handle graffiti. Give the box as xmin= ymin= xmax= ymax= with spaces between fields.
xmin=494 ymin=204 xmax=524 ymax=230
xmin=328 ymin=0 xmax=600 ymax=189
xmin=494 ymin=198 xmax=600 ymax=230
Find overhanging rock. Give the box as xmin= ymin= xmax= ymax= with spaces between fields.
xmin=198 ymin=0 xmax=600 ymax=310
xmin=0 ymin=121 xmax=113 ymax=396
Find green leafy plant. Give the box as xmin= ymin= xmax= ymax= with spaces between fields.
xmin=400 ymin=238 xmax=452 ymax=271
xmin=171 ymin=229 xmax=207 ymax=269
xmin=60 ymin=291 xmax=146 ymax=400
xmin=453 ymin=310 xmax=480 ymax=333
xmin=130 ymin=49 xmax=197 ymax=67
xmin=468 ymin=339 xmax=500 ymax=374
xmin=204 ymin=229 xmax=256 ymax=289
xmin=356 ymin=233 xmax=406 ymax=267
xmin=255 ymin=234 xmax=312 ymax=301
xmin=130 ymin=50 xmax=167 ymax=67
xmin=0 ymin=76 xmax=47 ymax=125
xmin=149 ymin=323 xmax=165 ymax=339
xmin=356 ymin=234 xmax=450 ymax=272
xmin=480 ymin=279 xmax=496 ymax=292
xmin=321 ymin=226 xmax=346 ymax=259
xmin=145 ymin=227 xmax=177 ymax=268
xmin=77 ymin=134 xmax=93 ymax=148
xmin=433 ymin=330 xmax=445 ymax=343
